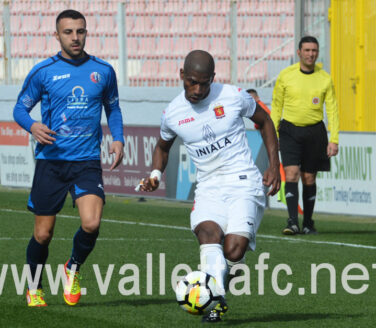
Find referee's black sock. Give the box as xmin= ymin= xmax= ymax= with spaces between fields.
xmin=303 ymin=183 xmax=316 ymax=228
xmin=285 ymin=182 xmax=299 ymax=224
xmin=26 ymin=236 xmax=49 ymax=289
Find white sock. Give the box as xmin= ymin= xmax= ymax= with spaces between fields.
xmin=200 ymin=244 xmax=227 ymax=295
xmin=226 ymin=257 xmax=245 ymax=275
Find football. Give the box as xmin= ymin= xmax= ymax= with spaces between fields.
xmin=175 ymin=271 xmax=221 ymax=315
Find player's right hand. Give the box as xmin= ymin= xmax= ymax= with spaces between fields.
xmin=137 ymin=177 xmax=160 ymax=192
xmin=30 ymin=122 xmax=56 ymax=145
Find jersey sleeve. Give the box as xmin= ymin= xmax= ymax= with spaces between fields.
xmin=239 ymin=88 xmax=256 ymax=117
xmin=13 ymin=67 xmax=43 ymax=132
xmin=103 ymin=66 xmax=124 ymax=143
xmin=270 ymin=73 xmax=285 ymax=138
xmin=160 ymin=109 xmax=176 ymax=141
xmin=324 ymin=78 xmax=340 ymax=144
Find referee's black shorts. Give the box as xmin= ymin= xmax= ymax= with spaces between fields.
xmin=279 ymin=120 xmax=330 ymax=173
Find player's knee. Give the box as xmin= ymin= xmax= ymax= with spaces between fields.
xmin=194 ymin=222 xmax=223 ymax=244
xmin=224 ymin=244 xmax=246 ymax=263
xmin=81 ymin=221 xmax=100 ymax=234
xmin=34 ymin=231 xmax=53 ymax=245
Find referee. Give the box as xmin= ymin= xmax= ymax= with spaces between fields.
xmin=271 ymin=36 xmax=339 ymax=235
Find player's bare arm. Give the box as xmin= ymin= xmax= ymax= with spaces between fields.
xmin=140 ymin=137 xmax=175 ymax=192
xmin=30 ymin=122 xmax=57 ymax=145
xmin=251 ymin=104 xmax=281 ymax=196
xmin=109 ymin=140 xmax=124 ymax=170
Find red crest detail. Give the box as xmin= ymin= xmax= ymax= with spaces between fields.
xmin=214 ymin=105 xmax=225 ymax=119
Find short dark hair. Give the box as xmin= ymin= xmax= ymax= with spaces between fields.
xmin=246 ymin=88 xmax=257 ymax=95
xmin=299 ymin=36 xmax=319 ymax=50
xmin=56 ymin=9 xmax=86 ymax=28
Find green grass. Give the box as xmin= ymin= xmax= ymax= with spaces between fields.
xmin=1 ymin=187 xmax=376 ymax=327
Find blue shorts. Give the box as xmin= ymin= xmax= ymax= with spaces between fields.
xmin=27 ymin=160 xmax=105 ymax=215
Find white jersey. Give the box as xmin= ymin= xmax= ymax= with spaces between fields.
xmin=161 ymin=83 xmax=263 ymax=186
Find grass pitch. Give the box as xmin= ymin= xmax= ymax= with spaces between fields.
xmin=0 ymin=187 xmax=376 ymax=327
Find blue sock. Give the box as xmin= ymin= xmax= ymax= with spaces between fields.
xmin=68 ymin=226 xmax=99 ymax=272
xmin=26 ymin=236 xmax=49 ymax=289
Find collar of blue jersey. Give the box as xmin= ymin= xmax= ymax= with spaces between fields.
xmin=57 ymin=51 xmax=90 ymax=66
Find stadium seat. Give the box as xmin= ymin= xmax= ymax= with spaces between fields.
xmin=11 ymin=37 xmax=28 ymax=57
xmin=39 ymin=15 xmax=55 ymax=35
xmin=215 ymin=60 xmax=230 ymax=83
xmin=10 ymin=0 xmax=30 ymax=14
xmin=145 ymin=1 xmax=165 ymax=15
xmin=138 ymin=37 xmax=157 ymax=58
xmin=85 ymin=37 xmax=102 ymax=56
xmin=31 ymin=0 xmax=50 ymax=14
xmin=280 ymin=17 xmax=294 ymax=37
xmin=211 ymin=37 xmax=230 ymax=59
xmin=86 ymin=16 xmax=98 ymax=35
xmin=159 ymin=60 xmax=179 ymax=86
xmin=125 ymin=16 xmax=135 ymax=34
xmin=96 ymin=15 xmax=117 ymax=36
xmin=20 ymin=15 xmax=40 ymax=35
xmin=277 ymin=0 xmax=295 ymax=15
xmin=238 ymin=60 xmax=267 ymax=83
xmin=201 ymin=1 xmax=229 ymax=15
xmin=155 ymin=37 xmax=175 ymax=58
xmin=181 ymin=1 xmax=202 ymax=15
xmin=70 ymin=0 xmax=88 ymax=13
xmin=187 ymin=16 xmax=208 ymax=35
xmin=132 ymin=16 xmax=153 ymax=36
xmin=173 ymin=37 xmax=192 ymax=58
xmin=0 ymin=36 xmax=4 ymax=57
xmin=257 ymin=1 xmax=276 ymax=16
xmin=237 ymin=38 xmax=248 ymax=59
xmin=26 ymin=36 xmax=46 ymax=58
xmin=126 ymin=37 xmax=139 ymax=58
xmin=281 ymin=40 xmax=295 ymax=60
xmin=208 ymin=16 xmax=229 ymax=36
xmin=102 ymin=37 xmax=119 ymax=59
xmin=10 ymin=15 xmax=22 ymax=35
xmin=265 ymin=37 xmax=283 ymax=59
xmin=247 ymin=37 xmax=265 ymax=59
xmin=130 ymin=60 xmax=160 ymax=86
xmin=237 ymin=1 xmax=252 ymax=16
xmin=242 ymin=16 xmax=263 ymax=36
xmin=192 ymin=37 xmax=211 ymax=53
xmin=152 ymin=16 xmax=171 ymax=36
xmin=46 ymin=37 xmax=59 ymax=57
xmin=170 ymin=16 xmax=189 ymax=35
xmin=162 ymin=1 xmax=181 ymax=15
xmin=89 ymin=0 xmax=117 ymax=15
xmin=263 ymin=16 xmax=281 ymax=37
xmin=126 ymin=1 xmax=146 ymax=15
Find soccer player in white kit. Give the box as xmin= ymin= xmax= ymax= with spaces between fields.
xmin=140 ymin=50 xmax=280 ymax=323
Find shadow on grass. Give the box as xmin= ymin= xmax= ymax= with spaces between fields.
xmin=79 ymin=298 xmax=176 ymax=307
xmin=318 ymin=230 xmax=376 ymax=235
xmin=225 ymin=312 xmax=363 ymax=325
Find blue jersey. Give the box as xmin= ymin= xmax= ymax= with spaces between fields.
xmin=13 ymin=52 xmax=124 ymax=161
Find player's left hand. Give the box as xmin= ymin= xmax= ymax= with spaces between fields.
xmin=109 ymin=140 xmax=124 ymax=170
xmin=263 ymin=165 xmax=281 ymax=196
xmin=327 ymin=142 xmax=338 ymax=157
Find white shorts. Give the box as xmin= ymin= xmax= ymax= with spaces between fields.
xmin=190 ymin=172 xmax=266 ymax=251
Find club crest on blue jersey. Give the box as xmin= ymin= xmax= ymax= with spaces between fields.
xmin=90 ymin=72 xmax=101 ymax=83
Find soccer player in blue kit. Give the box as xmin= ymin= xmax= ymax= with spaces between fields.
xmin=13 ymin=10 xmax=124 ymax=307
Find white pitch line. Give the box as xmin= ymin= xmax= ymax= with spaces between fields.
xmin=1 ymin=208 xmax=376 ymax=250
